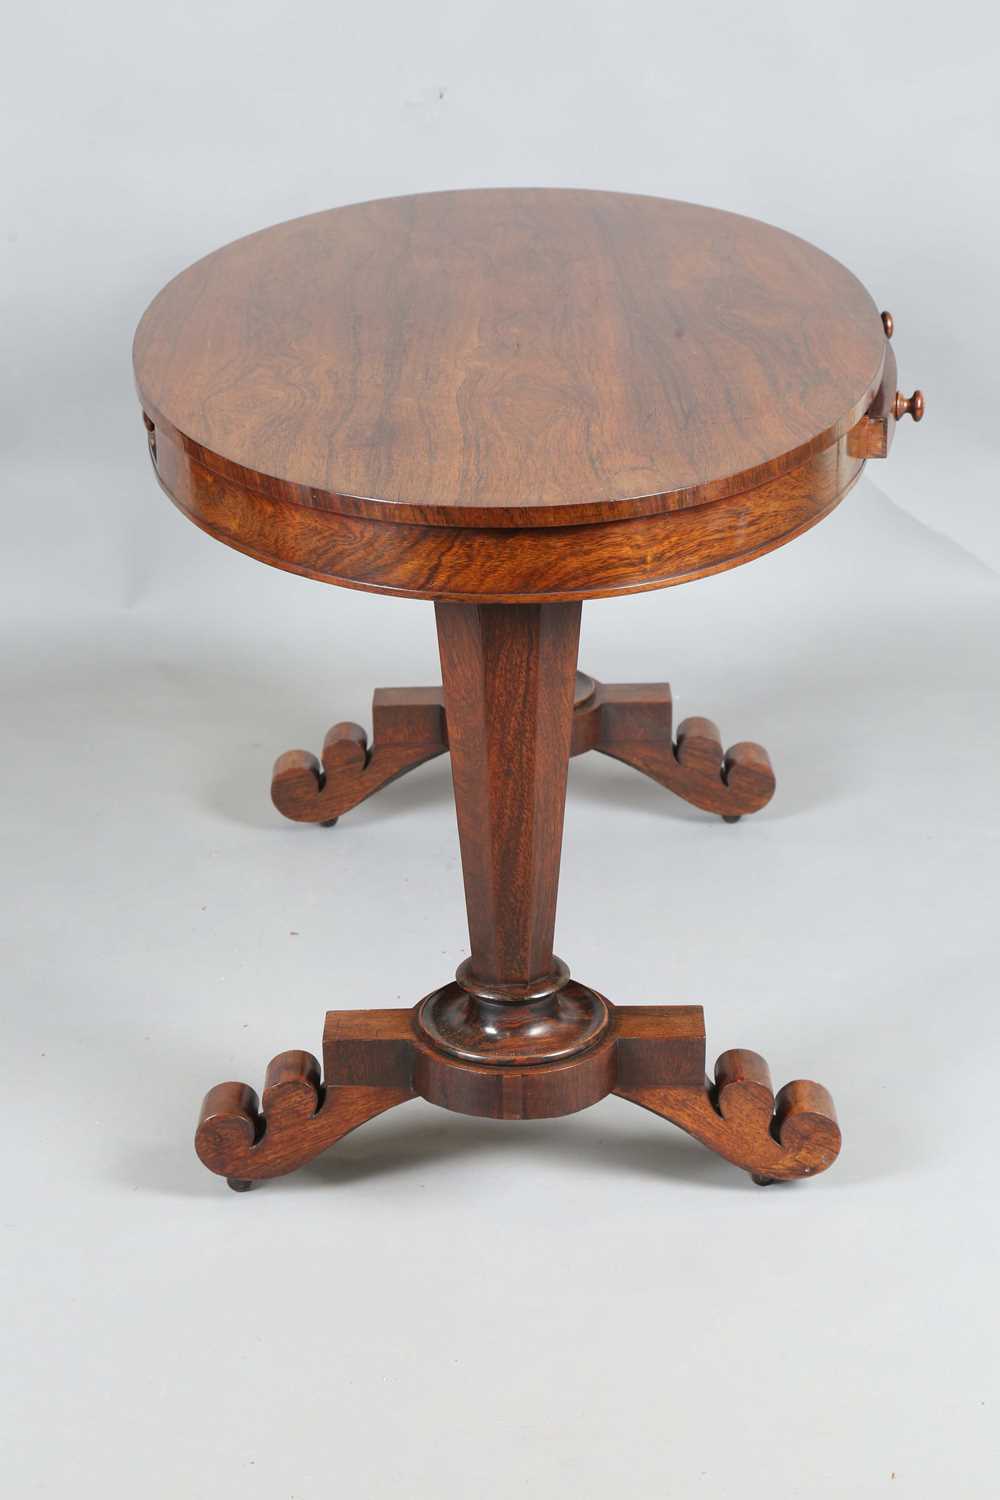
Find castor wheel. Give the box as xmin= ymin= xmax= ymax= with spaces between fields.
xmin=751 ymin=1172 xmax=777 ymax=1186
xmin=320 ymin=817 xmax=339 ymax=828
xmin=226 ymin=1177 xmax=256 ymax=1192
xmin=722 ymin=814 xmax=742 ymax=824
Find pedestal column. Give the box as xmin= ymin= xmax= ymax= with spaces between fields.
xmin=416 ymin=602 xmax=609 ymax=1065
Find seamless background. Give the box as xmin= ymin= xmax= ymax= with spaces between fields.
xmin=4 ymin=4 xmax=999 ymax=1496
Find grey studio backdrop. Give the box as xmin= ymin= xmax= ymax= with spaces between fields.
xmin=4 ymin=3 xmax=998 ymax=1497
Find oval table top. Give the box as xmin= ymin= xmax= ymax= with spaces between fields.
xmin=134 ymin=189 xmax=886 ymax=532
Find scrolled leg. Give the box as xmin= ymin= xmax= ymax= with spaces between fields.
xmin=195 ymin=1047 xmax=415 ymax=1186
xmin=617 ymin=1043 xmax=840 ymax=1183
xmin=197 ymin=1080 xmax=260 ymax=1168
xmin=675 ymin=719 xmax=775 ymax=820
xmin=571 ymin=679 xmax=775 ymax=820
xmin=271 ymin=673 xmax=772 ymax=823
xmin=271 ymin=728 xmax=366 ymax=825
xmin=271 ymin=688 xmax=447 ymax=824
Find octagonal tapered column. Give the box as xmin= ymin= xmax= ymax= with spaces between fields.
xmin=418 ymin=601 xmax=608 ymax=1066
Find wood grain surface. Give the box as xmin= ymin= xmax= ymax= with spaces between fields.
xmin=434 ymin=601 xmax=580 ymax=999
xmin=269 ymin=672 xmax=775 ymax=826
xmin=148 ymin=421 xmax=864 ymax=602
xmin=195 ymin=1004 xmax=841 ymax=1182
xmin=135 ymin=188 xmax=886 ymax=529
xmin=163 ymin=192 xmax=881 ymax=1193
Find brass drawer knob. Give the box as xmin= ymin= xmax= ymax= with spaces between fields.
xmin=893 ymin=390 xmax=925 ymax=422
xmin=881 ymin=310 xmax=894 ymax=338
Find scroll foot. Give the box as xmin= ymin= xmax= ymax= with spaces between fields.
xmin=271 ymin=673 xmax=771 ymax=823
xmin=196 ymin=1004 xmax=838 ymax=1192
xmin=617 ymin=1047 xmax=840 ymax=1182
xmin=196 ymin=1049 xmax=414 ymax=1187
xmin=271 ymin=687 xmax=447 ymax=824
xmin=570 ymin=678 xmax=775 ymax=820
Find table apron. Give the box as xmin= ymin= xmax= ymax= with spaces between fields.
xmin=149 ymin=429 xmax=864 ymax=603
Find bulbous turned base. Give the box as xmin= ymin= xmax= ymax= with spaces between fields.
xmin=415 ymin=979 xmax=611 ymax=1065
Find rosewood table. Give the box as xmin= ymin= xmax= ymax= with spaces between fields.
xmin=133 ymin=188 xmax=923 ymax=1191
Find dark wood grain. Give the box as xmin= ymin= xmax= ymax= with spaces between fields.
xmin=134 ymin=189 xmax=886 ymax=528
xmin=570 ymin=677 xmax=774 ymax=818
xmin=411 ymin=1014 xmax=619 ymax=1121
xmin=155 ymin=190 xmax=900 ymax=1194
xmin=271 ymin=687 xmax=447 ymax=823
xmin=434 ymin=601 xmax=579 ymax=999
xmin=195 ymin=1002 xmax=840 ymax=1178
xmin=416 ymin=601 xmax=612 ymax=1065
xmin=616 ymin=1043 xmax=841 ymax=1183
xmin=195 ymin=1053 xmax=415 ymax=1185
xmin=147 ymin=421 xmax=865 ymax=602
xmin=271 ymin=671 xmax=774 ymax=828
xmin=416 ymin=981 xmax=610 ymax=1068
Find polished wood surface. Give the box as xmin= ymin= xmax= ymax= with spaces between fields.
xmin=132 ymin=192 xmax=925 ymax=1192
xmin=893 ymin=389 xmax=925 ymax=422
xmin=570 ymin=675 xmax=774 ymax=819
xmin=138 ymin=190 xmax=921 ymax=603
xmin=271 ymin=687 xmax=447 ymax=824
xmin=434 ymin=602 xmax=579 ymax=1001
xmin=418 ymin=601 xmax=610 ymax=1064
xmin=147 ymin=422 xmax=866 ymax=602
xmin=271 ymin=671 xmax=774 ymax=826
xmin=134 ymin=189 xmax=886 ymax=528
xmin=196 ymin=1003 xmax=840 ymax=1186
xmin=196 ymin=604 xmax=838 ymax=1188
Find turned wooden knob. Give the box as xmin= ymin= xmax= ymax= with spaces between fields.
xmin=881 ymin=310 xmax=894 ymax=338
xmin=141 ymin=410 xmax=157 ymax=462
xmin=893 ymin=389 xmax=925 ymax=422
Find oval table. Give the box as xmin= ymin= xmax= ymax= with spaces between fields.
xmin=133 ymin=188 xmax=922 ymax=1190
